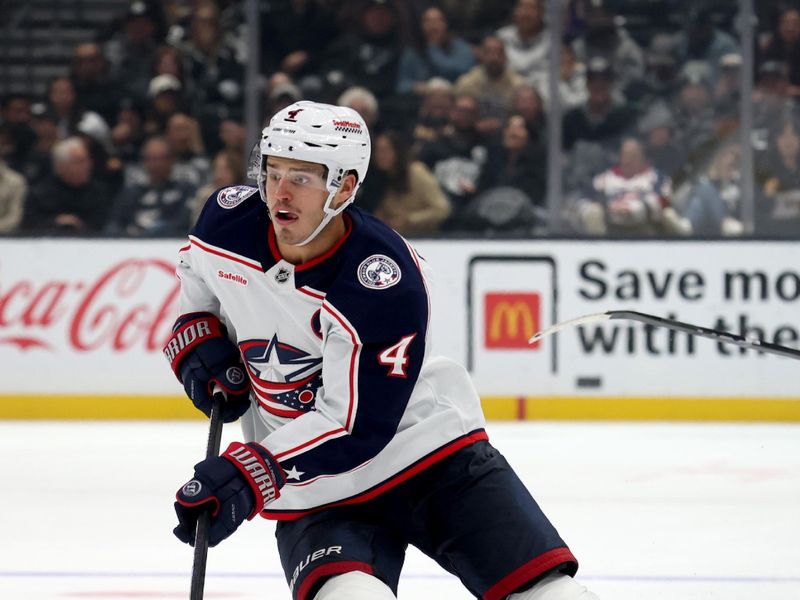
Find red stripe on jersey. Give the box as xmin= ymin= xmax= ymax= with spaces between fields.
xmin=263 ymin=430 xmax=489 ymax=520
xmin=178 ymin=243 xmax=190 ymax=253
xmin=298 ymin=286 xmax=326 ymax=300
xmin=251 ymin=387 xmax=306 ymax=418
xmin=482 ymin=547 xmax=579 ymax=600
xmin=274 ymin=427 xmax=347 ymax=460
xmin=321 ymin=302 xmax=359 ymax=431
xmin=267 ymin=214 xmax=353 ymax=271
xmin=189 ymin=237 xmax=263 ymax=272
xmin=296 ymin=560 xmax=374 ymax=600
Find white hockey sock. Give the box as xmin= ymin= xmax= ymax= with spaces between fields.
xmin=313 ymin=570 xmax=396 ymax=600
xmin=507 ymin=573 xmax=600 ymax=600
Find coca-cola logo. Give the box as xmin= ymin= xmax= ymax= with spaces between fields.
xmin=0 ymin=258 xmax=179 ymax=353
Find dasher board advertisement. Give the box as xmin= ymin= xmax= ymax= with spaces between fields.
xmin=1 ymin=239 xmax=798 ymax=418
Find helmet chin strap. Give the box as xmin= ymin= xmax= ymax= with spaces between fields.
xmin=291 ymin=190 xmax=354 ymax=247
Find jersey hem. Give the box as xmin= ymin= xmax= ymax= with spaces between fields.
xmin=262 ymin=429 xmax=488 ymax=521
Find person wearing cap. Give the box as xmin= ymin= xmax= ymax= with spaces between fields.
xmin=104 ymin=1 xmax=163 ymax=101
xmin=144 ymin=73 xmax=186 ymax=136
xmin=672 ymin=5 xmax=738 ymax=83
xmin=562 ymin=56 xmax=637 ymax=151
xmin=571 ymin=0 xmax=645 ymax=96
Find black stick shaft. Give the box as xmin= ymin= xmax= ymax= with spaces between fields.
xmin=189 ymin=391 xmax=225 ymax=600
xmin=608 ymin=310 xmax=800 ymax=360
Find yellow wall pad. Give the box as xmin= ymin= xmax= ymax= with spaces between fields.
xmin=1 ymin=395 xmax=799 ymax=422
xmin=480 ymin=396 xmax=800 ymax=422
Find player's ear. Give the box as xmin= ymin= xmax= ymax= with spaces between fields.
xmin=331 ymin=172 xmax=358 ymax=209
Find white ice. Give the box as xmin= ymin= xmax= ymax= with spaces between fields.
xmin=1 ymin=421 xmax=798 ymax=599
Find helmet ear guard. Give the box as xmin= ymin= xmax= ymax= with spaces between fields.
xmin=257 ymin=101 xmax=371 ymax=246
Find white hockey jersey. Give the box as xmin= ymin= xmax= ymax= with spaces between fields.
xmin=175 ymin=185 xmax=486 ymax=520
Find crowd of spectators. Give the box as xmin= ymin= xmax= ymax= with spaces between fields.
xmin=1 ymin=0 xmax=799 ymax=238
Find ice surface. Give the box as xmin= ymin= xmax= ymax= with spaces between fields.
xmin=2 ymin=421 xmax=798 ymax=599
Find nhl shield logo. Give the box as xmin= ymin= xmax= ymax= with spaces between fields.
xmin=357 ymin=255 xmax=402 ymax=290
xmin=217 ymin=185 xmax=256 ymax=209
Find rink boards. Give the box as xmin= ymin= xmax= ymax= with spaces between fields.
xmin=1 ymin=238 xmax=798 ymax=420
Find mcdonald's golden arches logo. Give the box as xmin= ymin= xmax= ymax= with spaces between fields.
xmin=484 ymin=293 xmax=541 ymax=349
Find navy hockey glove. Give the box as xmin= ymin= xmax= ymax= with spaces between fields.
xmin=164 ymin=312 xmax=251 ymax=422
xmin=174 ymin=441 xmax=286 ymax=547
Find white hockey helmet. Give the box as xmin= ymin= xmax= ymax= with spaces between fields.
xmin=256 ymin=100 xmax=371 ymax=246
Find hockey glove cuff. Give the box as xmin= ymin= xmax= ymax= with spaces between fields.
xmin=174 ymin=442 xmax=285 ymax=547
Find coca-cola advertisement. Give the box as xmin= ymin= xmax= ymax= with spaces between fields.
xmin=1 ymin=240 xmax=184 ymax=395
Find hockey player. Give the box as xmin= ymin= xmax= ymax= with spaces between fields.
xmin=165 ymin=100 xmax=599 ymax=600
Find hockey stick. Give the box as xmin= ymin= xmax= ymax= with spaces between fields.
xmin=529 ymin=309 xmax=800 ymax=361
xmin=190 ymin=386 xmax=226 ymax=600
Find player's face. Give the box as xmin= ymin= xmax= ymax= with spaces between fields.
xmin=263 ymin=156 xmax=330 ymax=245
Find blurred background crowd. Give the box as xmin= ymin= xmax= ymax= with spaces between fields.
xmin=0 ymin=0 xmax=799 ymax=239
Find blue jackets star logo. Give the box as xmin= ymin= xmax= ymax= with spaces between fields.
xmin=240 ymin=335 xmax=322 ymax=414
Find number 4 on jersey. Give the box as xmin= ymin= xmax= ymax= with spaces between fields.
xmin=378 ymin=334 xmax=417 ymax=378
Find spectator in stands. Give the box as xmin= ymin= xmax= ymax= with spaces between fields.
xmin=571 ymin=0 xmax=645 ymax=96
xmin=714 ymin=53 xmax=743 ymax=117
xmin=104 ymin=0 xmax=163 ymax=101
xmin=455 ymin=35 xmax=524 ymax=137
xmin=110 ymin=97 xmax=147 ymax=164
xmin=437 ymin=0 xmax=517 ymax=44
xmin=363 ymin=130 xmax=451 ymax=235
xmin=475 ymin=114 xmax=546 ymax=206
xmin=752 ymin=60 xmax=797 ymax=151
xmin=151 ymin=44 xmax=191 ymax=97
xmin=638 ymin=102 xmax=687 ymax=184
xmin=23 ymin=107 xmax=59 ymax=182
xmin=164 ymin=113 xmax=209 ymax=188
xmin=511 ymin=84 xmax=547 ymax=143
xmin=575 ymin=137 xmax=680 ymax=236
xmin=338 ymin=87 xmax=381 ymax=131
xmin=418 ymin=94 xmax=490 ymax=216
xmin=530 ymin=43 xmax=588 ymax=112
xmin=259 ymin=0 xmax=339 ymax=83
xmin=496 ymin=0 xmax=551 ymax=82
xmin=0 ymin=124 xmax=27 ymax=234
xmin=760 ymin=4 xmax=800 ymax=97
xmin=411 ymin=78 xmax=455 ymax=150
xmin=626 ymin=34 xmax=681 ymax=111
xmin=218 ymin=118 xmax=248 ymax=159
xmin=106 ymin=136 xmax=196 ymax=237
xmin=46 ymin=77 xmax=111 ymax=151
xmin=0 ymin=94 xmax=36 ymax=176
xmin=672 ymin=5 xmax=738 ymax=84
xmin=192 ymin=148 xmax=245 ymax=223
xmin=668 ymin=70 xmax=717 ymax=168
xmin=323 ymin=0 xmax=411 ymax=101
xmin=22 ymin=137 xmax=112 ymax=235
xmin=755 ymin=117 xmax=800 ymax=237
xmin=70 ymin=42 xmax=123 ymax=127
xmin=562 ymin=57 xmax=637 ymax=151
xmin=144 ymin=74 xmax=185 ymax=136
xmin=266 ymin=80 xmax=304 ymax=119
xmin=179 ymin=2 xmax=245 ymax=150
xmin=683 ymin=142 xmax=743 ymax=236
xmin=396 ymin=6 xmax=475 ymax=95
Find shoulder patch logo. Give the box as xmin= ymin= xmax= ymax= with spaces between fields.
xmin=357 ymin=255 xmax=402 ymax=290
xmin=217 ymin=185 xmax=257 ymax=209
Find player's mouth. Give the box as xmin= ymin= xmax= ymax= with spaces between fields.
xmin=273 ymin=208 xmax=299 ymax=225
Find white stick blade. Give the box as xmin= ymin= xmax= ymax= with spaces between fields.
xmin=528 ymin=312 xmax=612 ymax=344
